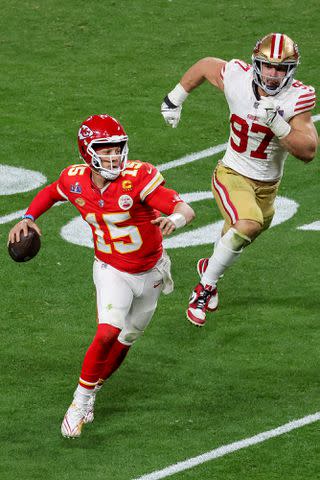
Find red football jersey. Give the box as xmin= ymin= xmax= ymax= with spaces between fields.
xmin=37 ymin=160 xmax=181 ymax=273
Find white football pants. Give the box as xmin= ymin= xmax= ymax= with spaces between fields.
xmin=93 ymin=252 xmax=173 ymax=345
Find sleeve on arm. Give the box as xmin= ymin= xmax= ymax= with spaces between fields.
xmin=222 ymin=58 xmax=252 ymax=91
xmin=293 ymin=86 xmax=316 ymax=115
xmin=139 ymin=165 xmax=165 ymax=201
xmin=221 ymin=59 xmax=237 ymax=83
xmin=220 ymin=63 xmax=227 ymax=81
xmin=26 ymin=180 xmax=67 ymax=220
xmin=144 ymin=185 xmax=183 ymax=215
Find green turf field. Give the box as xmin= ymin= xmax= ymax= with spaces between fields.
xmin=1 ymin=1 xmax=319 ymax=479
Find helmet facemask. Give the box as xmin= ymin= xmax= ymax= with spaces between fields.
xmin=252 ymin=58 xmax=297 ymax=96
xmin=87 ymin=136 xmax=128 ymax=180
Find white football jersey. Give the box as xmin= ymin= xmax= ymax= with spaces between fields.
xmin=221 ymin=59 xmax=316 ymax=181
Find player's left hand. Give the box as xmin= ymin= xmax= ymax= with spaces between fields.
xmin=255 ymin=96 xmax=291 ymax=139
xmin=161 ymin=102 xmax=182 ymax=128
xmin=255 ymin=96 xmax=278 ymax=126
xmin=151 ymin=216 xmax=176 ymax=235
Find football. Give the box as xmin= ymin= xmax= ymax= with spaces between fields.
xmin=8 ymin=227 xmax=41 ymax=262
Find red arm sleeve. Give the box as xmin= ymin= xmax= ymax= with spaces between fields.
xmin=144 ymin=185 xmax=183 ymax=215
xmin=26 ymin=180 xmax=67 ymax=220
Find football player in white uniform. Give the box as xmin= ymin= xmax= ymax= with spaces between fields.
xmin=161 ymin=33 xmax=318 ymax=326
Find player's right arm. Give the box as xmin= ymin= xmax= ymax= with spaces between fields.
xmin=180 ymin=57 xmax=226 ymax=92
xmin=8 ymin=179 xmax=67 ymax=243
xmin=161 ymin=57 xmax=226 ymax=127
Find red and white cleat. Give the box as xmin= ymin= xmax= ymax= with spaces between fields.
xmin=186 ymin=283 xmax=217 ymax=327
xmin=196 ymin=258 xmax=219 ymax=312
xmin=61 ymin=402 xmax=87 ymax=438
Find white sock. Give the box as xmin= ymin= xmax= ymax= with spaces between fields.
xmin=214 ymin=230 xmax=222 ymax=249
xmin=201 ymin=228 xmax=251 ymax=287
xmin=93 ymin=383 xmax=103 ymax=396
xmin=73 ymin=385 xmax=94 ymax=407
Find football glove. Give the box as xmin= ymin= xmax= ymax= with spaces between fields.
xmin=255 ymin=97 xmax=278 ymax=126
xmin=255 ymin=96 xmax=291 ymax=139
xmin=161 ymin=98 xmax=182 ymax=128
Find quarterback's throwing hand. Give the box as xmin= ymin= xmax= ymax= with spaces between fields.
xmin=8 ymin=218 xmax=41 ymax=244
xmin=161 ymin=101 xmax=182 ymax=128
xmin=151 ymin=216 xmax=177 ymax=235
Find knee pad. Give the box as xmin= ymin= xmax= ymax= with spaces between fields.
xmin=118 ymin=325 xmax=144 ymax=345
xmin=97 ymin=307 xmax=126 ymax=329
xmin=223 ymin=227 xmax=251 ymax=251
xmin=262 ymin=214 xmax=274 ymax=232
xmin=210 ymin=228 xmax=251 ymax=270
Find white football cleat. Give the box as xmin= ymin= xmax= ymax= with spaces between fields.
xmin=61 ymin=402 xmax=87 ymax=438
xmin=84 ymin=384 xmax=103 ymax=423
xmin=197 ymin=258 xmax=219 ymax=312
xmin=84 ymin=394 xmax=96 ymax=424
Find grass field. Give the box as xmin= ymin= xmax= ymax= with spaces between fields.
xmin=0 ymin=1 xmax=319 ymax=479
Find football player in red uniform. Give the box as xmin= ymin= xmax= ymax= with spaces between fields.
xmin=8 ymin=114 xmax=195 ymax=438
xmin=161 ymin=33 xmax=318 ymax=327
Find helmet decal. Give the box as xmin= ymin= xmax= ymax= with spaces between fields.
xmin=78 ymin=125 xmax=93 ymax=140
xmin=270 ymin=33 xmax=284 ymax=60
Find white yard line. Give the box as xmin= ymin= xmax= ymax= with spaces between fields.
xmin=157 ymin=143 xmax=228 ymax=172
xmin=132 ymin=411 xmax=320 ymax=480
xmin=0 ymin=201 xmax=63 ymax=225
xmin=0 ymin=209 xmax=27 ymax=224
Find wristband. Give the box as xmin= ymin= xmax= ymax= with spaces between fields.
xmin=163 ymin=95 xmax=178 ymax=109
xmin=167 ymin=212 xmax=186 ymax=229
xmin=270 ymin=114 xmax=291 ymax=140
xmin=22 ymin=214 xmax=35 ymax=221
xmin=167 ymin=83 xmax=189 ymax=107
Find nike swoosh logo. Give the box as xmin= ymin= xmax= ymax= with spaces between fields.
xmin=153 ymin=281 xmax=162 ymax=288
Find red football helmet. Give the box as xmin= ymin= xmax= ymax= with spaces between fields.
xmin=252 ymin=33 xmax=300 ymax=95
xmin=78 ymin=114 xmax=128 ymax=180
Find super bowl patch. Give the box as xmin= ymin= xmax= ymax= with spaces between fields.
xmin=70 ymin=182 xmax=82 ymax=194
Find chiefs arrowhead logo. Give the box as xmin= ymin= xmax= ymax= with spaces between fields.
xmin=78 ymin=125 xmax=93 ymax=140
